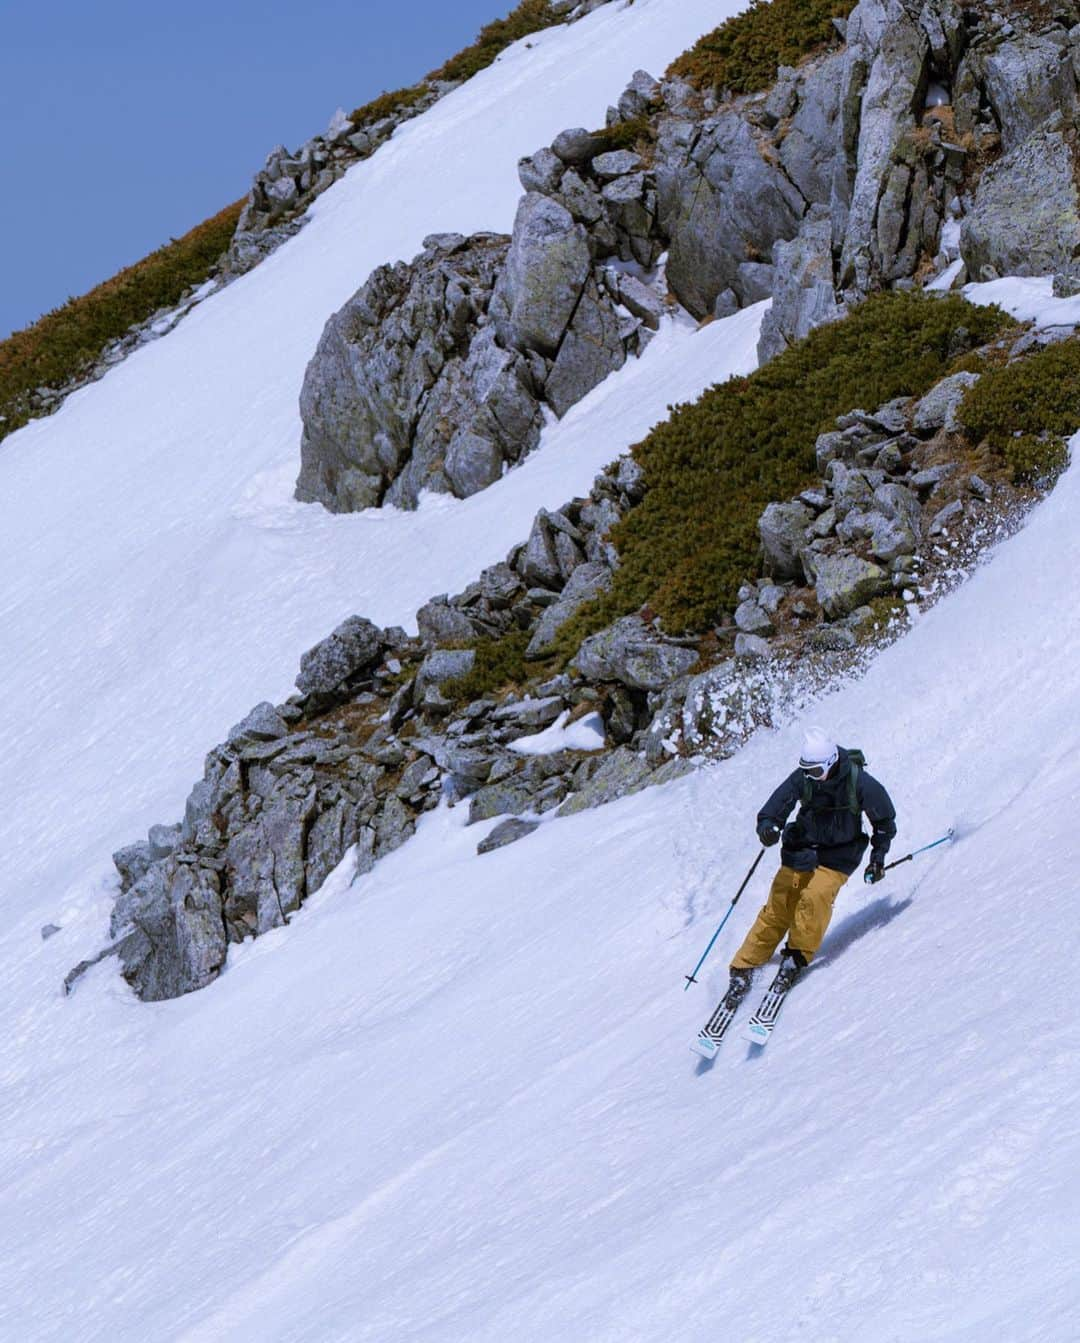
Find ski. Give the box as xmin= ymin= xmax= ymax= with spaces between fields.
xmin=742 ymin=965 xmax=800 ymax=1047
xmin=690 ymin=976 xmax=753 ymax=1059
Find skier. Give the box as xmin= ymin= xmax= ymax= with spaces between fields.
xmin=725 ymin=727 xmax=896 ymax=1008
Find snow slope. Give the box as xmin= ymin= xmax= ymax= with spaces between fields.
xmin=4 ymin=0 xmax=1080 ymax=1336
xmin=7 ymin=448 xmax=1080 ymax=1342
xmin=0 ymin=0 xmax=749 ymax=914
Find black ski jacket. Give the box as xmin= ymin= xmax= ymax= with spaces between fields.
xmin=757 ymin=747 xmax=897 ymax=875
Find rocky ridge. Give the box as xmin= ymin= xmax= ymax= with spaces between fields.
xmin=296 ymin=0 xmax=1080 ymax=511
xmin=85 ymin=328 xmax=1051 ymax=1001
xmin=69 ymin=0 xmax=1080 ymax=999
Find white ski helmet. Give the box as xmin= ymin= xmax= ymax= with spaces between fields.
xmin=799 ymin=726 xmax=838 ymax=778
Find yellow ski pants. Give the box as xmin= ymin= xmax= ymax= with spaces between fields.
xmin=731 ymin=864 xmax=849 ymax=969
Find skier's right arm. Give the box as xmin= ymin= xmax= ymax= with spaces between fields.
xmin=756 ymin=774 xmax=800 ymax=846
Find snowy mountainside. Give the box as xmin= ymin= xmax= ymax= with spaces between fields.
xmin=6 ymin=448 xmax=1080 ymax=1340
xmin=4 ymin=0 xmax=1080 ymax=1336
xmin=0 ymin=0 xmax=739 ymax=916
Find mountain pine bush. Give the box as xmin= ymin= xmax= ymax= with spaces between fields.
xmin=959 ymin=339 xmax=1080 ymax=483
xmin=556 ymin=293 xmax=1013 ymax=640
xmin=0 ymin=201 xmax=243 ymax=443
xmin=667 ymin=0 xmax=854 ymax=96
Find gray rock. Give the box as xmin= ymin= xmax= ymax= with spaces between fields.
xmin=147 ymin=823 xmax=182 ymax=862
xmin=468 ymin=778 xmax=537 ymax=823
xmin=656 ymin=111 xmax=803 ymax=319
xmin=929 ymin=499 xmax=964 ymax=535
xmin=734 ymin=633 xmax=773 ymax=659
xmin=873 ymin=482 xmax=922 ymax=534
xmin=296 ymin=616 xmax=384 ymax=696
xmin=734 ymin=599 xmax=775 ymax=636
xmin=518 ymin=146 xmax=564 ymax=194
xmin=491 ymin=193 xmax=590 ymax=357
xmin=911 ymin=371 xmax=980 ymax=435
xmin=492 ymin=695 xmax=565 ymax=731
xmin=982 ymin=34 xmax=1078 ymax=152
xmin=416 ymin=648 xmax=476 ymax=694
xmin=759 ymin=500 xmax=813 ymax=579
xmin=573 ymin=615 xmax=699 ymax=690
xmin=614 ymin=273 xmax=665 ymax=329
xmin=557 ymin=746 xmax=653 ymax=815
xmin=805 ymin=552 xmax=891 ymax=618
xmin=227 ymin=701 xmax=289 ymax=745
xmin=592 ymin=150 xmax=642 ymax=179
xmin=114 ymin=859 xmax=227 ymax=1001
xmin=477 ymin=817 xmax=541 ymax=853
xmin=374 ymin=795 xmax=416 ymax=858
xmin=521 ymin=511 xmax=564 ymax=589
xmin=910 ymin=463 xmax=956 ymax=492
xmin=224 ymin=789 xmax=316 ymax=935
xmin=757 ymin=583 xmax=786 ymax=614
xmin=544 ymin=274 xmax=626 ymax=417
xmin=868 ymin=513 xmax=919 ymax=563
xmin=417 ymin=597 xmax=476 ymax=648
xmin=758 ymin=207 xmax=844 ymax=363
xmin=829 ymin=463 xmax=875 ymax=518
xmin=113 ymin=841 xmax=152 ymax=891
xmin=815 ymin=430 xmax=852 ymax=472
xmin=551 ymin=127 xmax=600 ymax=165
xmin=837 ymin=0 xmax=929 ymax=292
xmin=617 ymin=69 xmax=660 ymax=121
xmin=41 ymin=923 xmax=61 ymax=941
xmin=961 ymin=126 xmax=1080 ymax=280
xmin=296 ymin=234 xmax=543 ymax=512
xmin=526 ymin=562 xmax=612 ymax=657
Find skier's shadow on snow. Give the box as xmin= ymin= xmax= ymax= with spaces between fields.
xmin=691 ymin=895 xmax=912 ymax=1074
xmin=806 ymin=894 xmax=913 ymax=976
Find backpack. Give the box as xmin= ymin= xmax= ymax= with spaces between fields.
xmin=800 ymin=747 xmax=866 ymax=816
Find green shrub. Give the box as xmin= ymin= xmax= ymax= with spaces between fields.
xmin=667 ymin=0 xmax=854 ymax=97
xmin=0 ymin=200 xmax=243 ymax=443
xmin=557 ymin=293 xmax=1012 ymax=641
xmin=349 ymin=84 xmax=430 ymax=127
xmin=444 ymin=628 xmax=542 ymax=702
xmin=589 ymin=116 xmax=656 ymax=156
xmin=429 ymin=0 xmax=557 ymax=84
xmin=959 ymin=338 xmax=1080 ymax=483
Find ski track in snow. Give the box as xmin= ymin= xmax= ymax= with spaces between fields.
xmin=3 ymin=1 xmax=1080 ymax=1339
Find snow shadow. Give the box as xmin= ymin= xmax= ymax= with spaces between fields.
xmin=807 ymin=894 xmax=913 ymax=976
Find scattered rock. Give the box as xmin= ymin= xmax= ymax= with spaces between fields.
xmin=477 ymin=817 xmax=540 ymax=853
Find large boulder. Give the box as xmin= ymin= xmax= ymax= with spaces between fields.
xmin=296 ymin=233 xmax=542 ymax=511
xmin=835 ymin=0 xmax=929 ymax=292
xmin=759 ymin=501 xmax=813 ymax=579
xmin=224 ymin=790 xmax=317 ymax=935
xmin=655 ymin=112 xmax=804 ymax=318
xmin=573 ymin=616 xmax=699 ymax=690
xmin=758 ymin=206 xmax=844 ymax=362
xmin=296 ymin=616 xmax=384 ymax=697
xmin=805 ymin=552 xmax=891 ymax=617
xmin=544 ymin=275 xmax=626 ymax=416
xmin=982 ymin=34 xmax=1078 ymax=152
xmin=961 ymin=124 xmax=1080 ymax=280
xmin=490 ymin=193 xmax=591 ymax=356
xmin=113 ymin=859 xmax=227 ymax=1001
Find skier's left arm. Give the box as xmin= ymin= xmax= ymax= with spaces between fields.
xmin=861 ymin=773 xmax=897 ymax=865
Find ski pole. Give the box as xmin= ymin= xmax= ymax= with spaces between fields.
xmin=882 ymin=827 xmax=955 ymax=873
xmin=683 ymin=848 xmax=765 ymax=990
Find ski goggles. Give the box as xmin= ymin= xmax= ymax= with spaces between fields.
xmin=799 ymin=761 xmax=830 ymax=780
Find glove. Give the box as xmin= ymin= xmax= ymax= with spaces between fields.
xmin=757 ymin=821 xmax=781 ymax=847
xmin=863 ymin=859 xmax=885 ymax=885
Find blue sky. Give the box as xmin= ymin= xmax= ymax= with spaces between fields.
xmin=0 ymin=0 xmax=512 ymax=338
